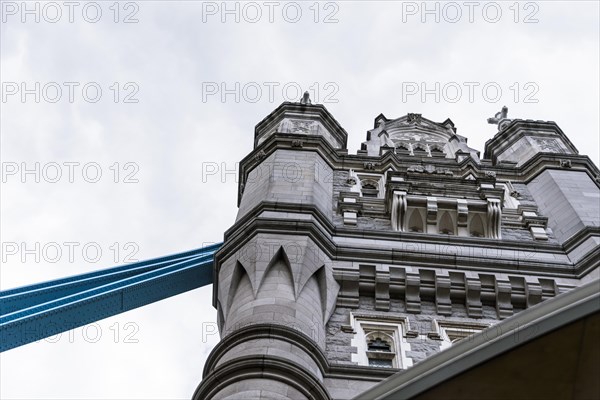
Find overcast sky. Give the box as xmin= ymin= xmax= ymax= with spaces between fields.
xmin=1 ymin=1 xmax=598 ymax=398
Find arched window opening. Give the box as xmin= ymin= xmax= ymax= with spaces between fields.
xmin=439 ymin=211 xmax=454 ymax=235
xmin=368 ymin=337 xmax=392 ymax=352
xmin=396 ymin=143 xmax=411 ymax=156
xmin=366 ymin=332 xmax=395 ymax=368
xmin=412 ymin=144 xmax=428 ymax=156
xmin=430 ymin=145 xmax=446 ymax=158
xmin=361 ymin=179 xmax=380 ymax=198
xmin=351 ymin=316 xmax=412 ymax=370
xmin=408 ymin=209 xmax=424 ymax=233
xmin=470 ymin=214 xmax=485 ymax=237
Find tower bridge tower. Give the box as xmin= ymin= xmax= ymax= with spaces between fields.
xmin=194 ymin=98 xmax=600 ymax=400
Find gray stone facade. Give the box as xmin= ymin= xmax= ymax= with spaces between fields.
xmin=194 ymin=99 xmax=600 ymax=400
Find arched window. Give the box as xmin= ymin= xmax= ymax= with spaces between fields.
xmin=412 ymin=143 xmax=428 ymax=156
xmin=439 ymin=211 xmax=454 ymax=235
xmin=396 ymin=143 xmax=411 ymax=156
xmin=365 ymin=331 xmax=395 ymax=368
xmin=361 ymin=179 xmax=380 ymax=198
xmin=351 ymin=315 xmax=413 ymax=370
xmin=430 ymin=144 xmax=446 ymax=158
xmin=469 ymin=214 xmax=485 ymax=237
xmin=408 ymin=209 xmax=424 ymax=233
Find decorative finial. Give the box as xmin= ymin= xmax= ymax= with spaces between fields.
xmin=407 ymin=113 xmax=422 ymax=124
xmin=300 ymin=91 xmax=311 ymax=105
xmin=487 ymin=106 xmax=511 ymax=131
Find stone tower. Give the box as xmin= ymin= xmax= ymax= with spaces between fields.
xmin=194 ymin=98 xmax=600 ymax=399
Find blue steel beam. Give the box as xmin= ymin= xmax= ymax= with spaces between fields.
xmin=0 ymin=243 xmax=222 ymax=352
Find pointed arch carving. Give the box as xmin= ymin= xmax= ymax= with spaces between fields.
xmin=469 ymin=213 xmax=486 ymax=237
xmin=226 ymin=261 xmax=254 ymax=314
xmin=315 ymin=266 xmax=328 ymax=322
xmin=256 ymin=246 xmax=296 ymax=299
xmin=430 ymin=143 xmax=445 ymax=152
xmin=408 ymin=208 xmax=425 ymax=233
xmin=216 ymin=234 xmax=340 ymax=329
xmin=429 ymin=143 xmax=446 ymax=157
xmin=413 ymin=143 xmax=428 ymax=153
xmin=396 ymin=142 xmax=411 ymax=155
xmin=439 ymin=211 xmax=455 ymax=235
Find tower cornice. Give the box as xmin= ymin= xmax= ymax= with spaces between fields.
xmin=483 ymin=119 xmax=580 ymax=166
xmin=254 ymin=101 xmax=348 ymax=150
xmin=216 ymin=202 xmax=595 ymax=279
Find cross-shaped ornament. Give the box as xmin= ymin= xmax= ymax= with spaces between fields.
xmin=487 ymin=106 xmax=511 ymax=131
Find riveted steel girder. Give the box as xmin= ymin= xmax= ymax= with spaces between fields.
xmin=0 ymin=243 xmax=222 ymax=352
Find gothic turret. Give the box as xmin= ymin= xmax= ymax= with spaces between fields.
xmin=197 ymin=100 xmax=599 ymax=400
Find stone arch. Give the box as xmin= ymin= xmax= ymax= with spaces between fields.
xmin=412 ymin=143 xmax=428 ymax=153
xmin=296 ymin=264 xmax=328 ymax=317
xmin=469 ymin=213 xmax=486 ymax=237
xmin=360 ymin=178 xmax=380 ymax=198
xmin=225 ymin=266 xmax=257 ymax=334
xmin=439 ymin=211 xmax=455 ymax=235
xmin=226 ymin=261 xmax=253 ymax=314
xmin=429 ymin=143 xmax=446 ymax=157
xmin=408 ymin=208 xmax=425 ymax=233
xmin=396 ymin=142 xmax=411 ymax=155
xmin=361 ymin=179 xmax=379 ymax=189
xmin=366 ymin=331 xmax=396 ymax=352
xmin=257 ymin=246 xmax=296 ymax=299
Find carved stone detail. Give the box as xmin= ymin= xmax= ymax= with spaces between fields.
xmin=407 ymin=165 xmax=425 ymax=173
xmin=334 ymin=266 xmax=563 ymax=319
xmin=560 ymin=159 xmax=572 ymax=168
xmin=299 ymin=91 xmax=311 ymax=105
xmin=218 ymin=235 xmax=339 ymax=325
xmin=427 ymin=197 xmax=438 ymax=226
xmin=407 ymin=113 xmax=422 ymax=124
xmin=495 ymin=278 xmax=514 ymax=319
xmin=254 ymin=150 xmax=266 ymax=161
xmin=525 ymin=277 xmax=543 ymax=307
xmin=407 ymin=165 xmax=453 ymax=175
xmin=335 ymin=270 xmax=359 ymax=308
xmin=391 ymin=191 xmax=407 ymax=232
xmin=363 ymin=162 xmax=376 ymax=170
xmin=435 ymin=274 xmax=452 ymax=316
xmin=375 ymin=266 xmax=390 ymax=311
xmin=529 ymin=226 xmax=548 ymax=240
xmin=456 ymin=199 xmax=468 ymax=228
xmin=405 ymin=272 xmax=421 ymax=313
xmin=290 ymin=119 xmax=313 ymax=134
xmin=343 ymin=211 xmax=358 ymax=225
xmin=487 ymin=106 xmax=511 ymax=131
xmin=338 ymin=194 xmax=361 ymax=226
xmin=487 ymin=198 xmax=502 ymax=239
xmin=424 ymin=164 xmax=436 ymax=174
xmin=535 ymin=138 xmax=562 ymax=153
xmin=521 ymin=209 xmax=549 ymax=240
xmin=465 ymin=273 xmax=483 ymax=318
